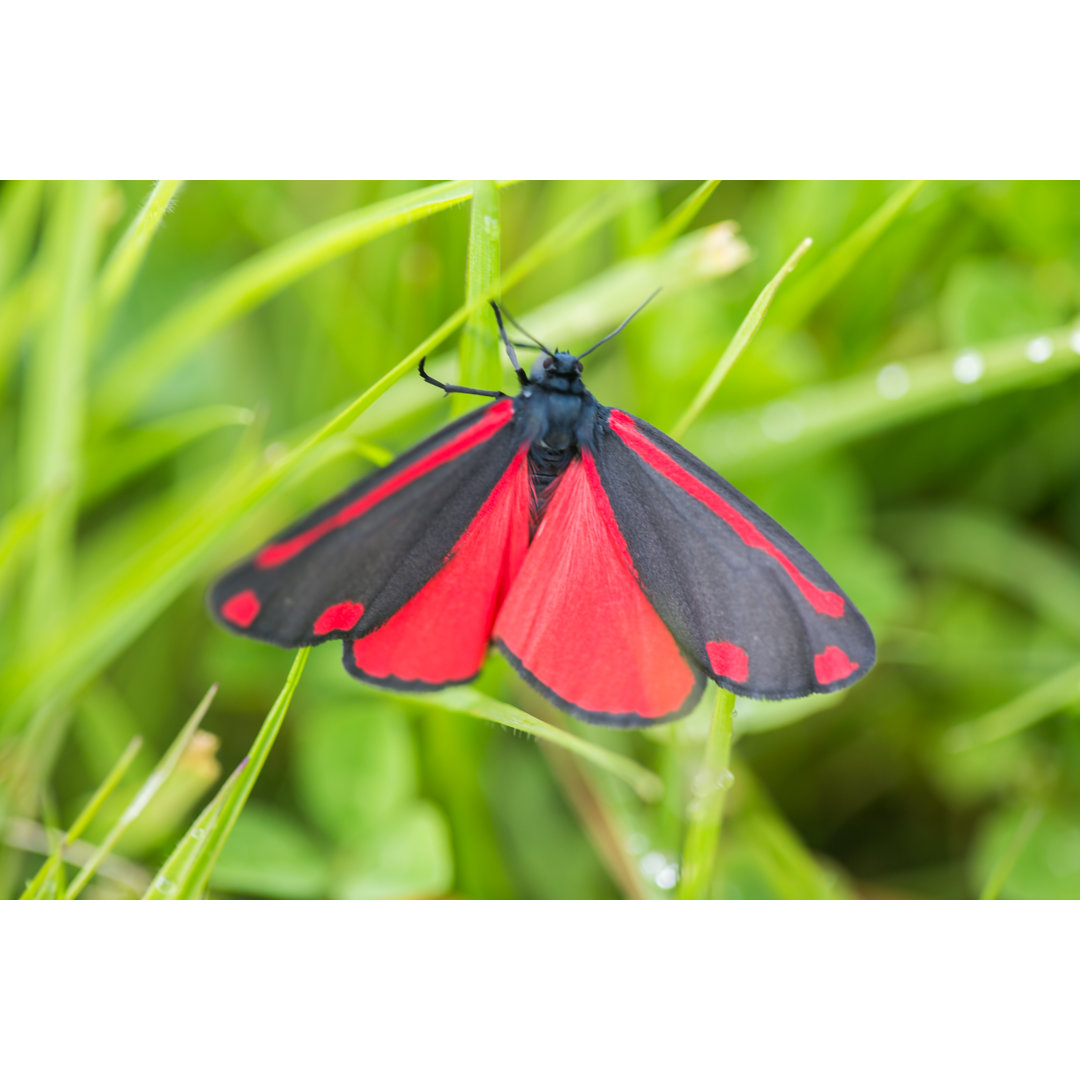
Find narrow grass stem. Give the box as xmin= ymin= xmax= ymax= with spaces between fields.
xmin=66 ymin=684 xmax=217 ymax=899
xmin=672 ymin=237 xmax=813 ymax=439
xmin=93 ymin=180 xmax=185 ymax=335
xmin=171 ymin=649 xmax=308 ymax=898
xmin=676 ymin=690 xmax=735 ymax=899
xmin=636 ymin=180 xmax=721 ymax=256
xmin=778 ymin=181 xmax=926 ymax=328
xmin=19 ymin=736 xmax=142 ymax=899
xmin=980 ymin=805 xmax=1044 ymax=900
xmin=943 ymin=661 xmax=1080 ymax=751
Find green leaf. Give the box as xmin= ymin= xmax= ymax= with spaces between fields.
xmin=973 ymin=804 xmax=1080 ymax=900
xmin=294 ymin=700 xmax=417 ymax=844
xmin=332 ymin=802 xmax=453 ymax=900
xmin=210 ymin=803 xmax=330 ymax=899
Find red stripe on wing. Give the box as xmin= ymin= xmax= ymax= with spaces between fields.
xmin=608 ymin=410 xmax=845 ymax=618
xmin=256 ymin=399 xmax=515 ymax=568
xmin=495 ymin=452 xmax=699 ymax=723
xmin=348 ymin=448 xmax=532 ymax=685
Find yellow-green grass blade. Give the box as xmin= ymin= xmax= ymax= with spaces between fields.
xmin=94 ymin=180 xmax=507 ymax=427
xmin=980 ymin=805 xmax=1044 ymax=900
xmin=20 ymin=736 xmax=142 ymax=899
xmin=19 ymin=181 xmax=106 ymax=646
xmin=777 ymin=180 xmax=927 ymax=328
xmin=0 ymin=180 xmax=44 ymax=294
xmin=411 ymin=686 xmax=664 ymax=803
xmin=143 ymin=758 xmax=245 ymax=899
xmin=699 ymin=323 xmax=1080 ymax=478
xmin=0 ymin=485 xmax=65 ymax=610
xmin=943 ymin=660 xmax=1080 ymax=752
xmin=455 ymin=179 xmax=502 ymax=411
xmin=636 ymin=180 xmax=721 ymax=256
xmin=673 ymin=237 xmax=813 ymax=439
xmin=146 ymin=649 xmax=308 ymax=899
xmin=65 ymin=684 xmax=218 ymax=899
xmin=93 ymin=180 xmax=185 ymax=335
xmin=81 ymin=405 xmax=254 ymax=507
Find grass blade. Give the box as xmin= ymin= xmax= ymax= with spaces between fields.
xmin=698 ymin=322 xmax=1080 ymax=477
xmin=0 ymin=180 xmax=44 ymax=294
xmin=672 ymin=237 xmax=813 ymax=439
xmin=143 ymin=758 xmax=246 ymax=899
xmin=19 ymin=181 xmax=106 ymax=645
xmin=95 ymin=180 xmax=490 ymax=426
xmin=166 ymin=649 xmax=307 ymax=899
xmin=93 ymin=180 xmax=185 ymax=334
xmin=20 ymin=736 xmax=142 ymax=899
xmin=980 ymin=805 xmax=1044 ymax=900
xmin=943 ymin=660 xmax=1080 ymax=751
xmin=456 ymin=180 xmax=502 ymax=408
xmin=676 ymin=690 xmax=735 ymax=899
xmin=414 ymin=686 xmax=664 ymax=803
xmin=636 ymin=180 xmax=721 ymax=256
xmin=777 ymin=180 xmax=927 ymax=327
xmin=81 ymin=405 xmax=254 ymax=507
xmin=65 ymin=684 xmax=218 ymax=899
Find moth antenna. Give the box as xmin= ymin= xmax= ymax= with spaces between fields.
xmin=575 ymin=289 xmax=661 ymax=361
xmin=490 ymin=302 xmax=530 ymax=386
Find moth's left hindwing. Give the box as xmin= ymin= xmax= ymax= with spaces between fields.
xmin=210 ymin=400 xmax=526 ymax=684
xmin=595 ymin=410 xmax=876 ymax=700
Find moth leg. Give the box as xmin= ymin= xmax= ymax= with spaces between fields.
xmin=418 ymin=357 xmax=507 ymax=399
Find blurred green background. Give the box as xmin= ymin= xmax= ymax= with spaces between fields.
xmin=2 ymin=179 xmax=1079 ymax=900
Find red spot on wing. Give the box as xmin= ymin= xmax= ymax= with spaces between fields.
xmin=314 ymin=601 xmax=365 ymax=635
xmin=349 ymin=449 xmax=531 ymax=684
xmin=221 ymin=589 xmax=260 ymax=627
xmin=814 ymin=645 xmax=858 ymax=684
xmin=257 ymin=400 xmax=514 ymax=569
xmin=495 ymin=453 xmax=697 ymax=721
xmin=706 ymin=640 xmax=749 ymax=683
xmin=608 ymin=411 xmax=845 ymax=619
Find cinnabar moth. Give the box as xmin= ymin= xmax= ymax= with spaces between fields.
xmin=210 ymin=300 xmax=875 ymax=726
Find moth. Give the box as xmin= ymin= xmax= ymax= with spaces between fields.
xmin=211 ymin=300 xmax=875 ymax=725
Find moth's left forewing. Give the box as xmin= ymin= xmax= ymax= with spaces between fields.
xmin=596 ymin=410 xmax=876 ymax=700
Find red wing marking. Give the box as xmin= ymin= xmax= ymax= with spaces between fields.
xmin=814 ymin=645 xmax=858 ymax=684
xmin=706 ymin=640 xmax=749 ymax=683
xmin=349 ymin=448 xmax=531 ymax=684
xmin=257 ymin=400 xmax=515 ymax=568
xmin=314 ymin=601 xmax=365 ymax=636
xmin=495 ymin=453 xmax=698 ymax=721
xmin=221 ymin=589 xmax=260 ymax=627
xmin=608 ymin=411 xmax=845 ymax=619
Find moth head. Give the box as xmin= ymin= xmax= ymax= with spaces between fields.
xmin=533 ymin=350 xmax=583 ymax=383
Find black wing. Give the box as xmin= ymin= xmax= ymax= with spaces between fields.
xmin=593 ymin=409 xmax=876 ymax=699
xmin=209 ymin=399 xmax=523 ymax=656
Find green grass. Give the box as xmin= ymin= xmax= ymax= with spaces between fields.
xmin=3 ymin=179 xmax=1079 ymax=900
